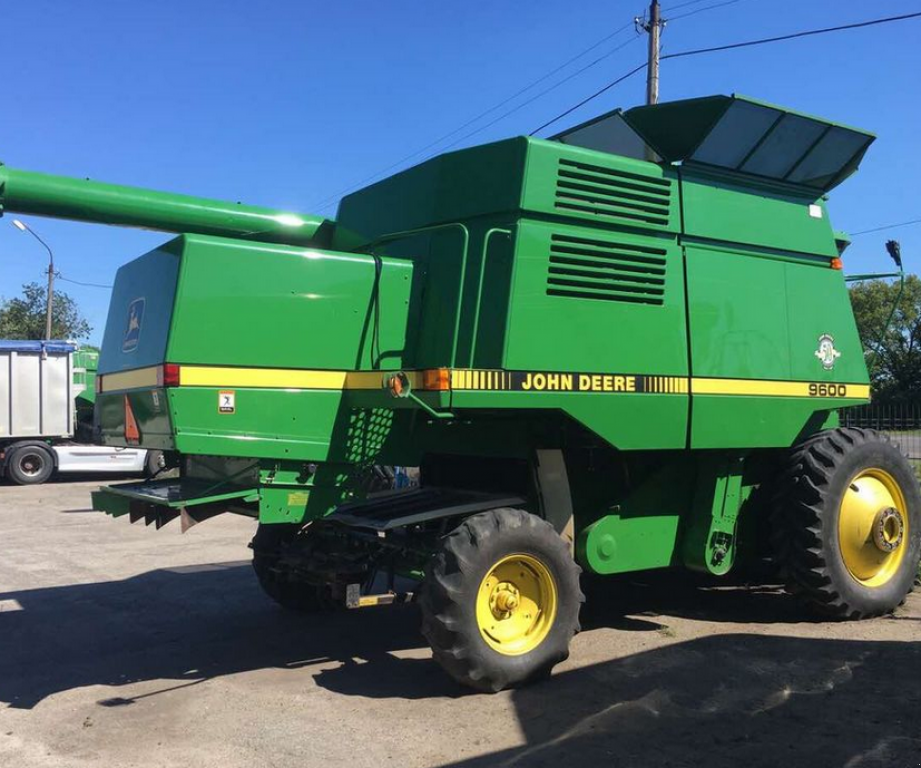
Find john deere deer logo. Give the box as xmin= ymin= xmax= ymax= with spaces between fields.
xmin=123 ymin=298 xmax=145 ymax=353
xmin=815 ymin=334 xmax=841 ymax=370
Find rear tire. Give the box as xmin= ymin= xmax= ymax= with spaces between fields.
xmin=6 ymin=444 xmax=55 ymax=485
xmin=421 ymin=508 xmax=583 ymax=692
xmin=250 ymin=524 xmax=324 ymax=613
xmin=771 ymin=428 xmax=921 ymax=618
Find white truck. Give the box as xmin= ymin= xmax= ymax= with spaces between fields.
xmin=0 ymin=340 xmax=159 ymax=485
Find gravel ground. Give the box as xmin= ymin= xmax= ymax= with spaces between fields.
xmin=0 ymin=479 xmax=919 ymax=768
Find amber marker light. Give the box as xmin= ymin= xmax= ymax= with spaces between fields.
xmin=423 ymin=368 xmax=451 ymax=391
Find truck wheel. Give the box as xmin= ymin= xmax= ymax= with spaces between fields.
xmin=144 ymin=450 xmax=165 ymax=479
xmin=6 ymin=444 xmax=55 ymax=485
xmin=250 ymin=524 xmax=324 ymax=613
xmin=772 ymin=428 xmax=921 ymax=618
xmin=421 ymin=508 xmax=583 ymax=692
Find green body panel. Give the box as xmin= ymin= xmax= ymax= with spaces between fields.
xmin=691 ymin=399 xmax=840 ymax=450
xmin=165 ymin=236 xmax=413 ymax=370
xmin=680 ymin=171 xmax=837 ymax=257
xmin=99 ymin=241 xmax=182 ymax=373
xmin=98 ymin=388 xmax=175 ymax=450
xmin=577 ymin=458 xmax=692 ymax=574
xmin=72 ymin=348 xmax=99 ymax=405
xmin=503 ymin=220 xmax=686 ymax=373
xmin=519 ymin=139 xmax=679 ymax=234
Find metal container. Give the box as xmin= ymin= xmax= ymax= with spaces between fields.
xmin=0 ymin=340 xmax=75 ymax=439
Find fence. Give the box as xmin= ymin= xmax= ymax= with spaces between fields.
xmin=841 ymin=404 xmax=921 ymax=460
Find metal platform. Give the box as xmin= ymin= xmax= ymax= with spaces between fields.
xmin=327 ymin=487 xmax=526 ymax=531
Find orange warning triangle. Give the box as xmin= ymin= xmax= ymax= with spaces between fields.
xmin=124 ymin=395 xmax=140 ymax=444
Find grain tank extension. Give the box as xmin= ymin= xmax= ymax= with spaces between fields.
xmin=5 ymin=94 xmax=918 ymax=691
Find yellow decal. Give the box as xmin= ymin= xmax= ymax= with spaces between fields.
xmin=98 ymin=366 xmax=160 ymax=392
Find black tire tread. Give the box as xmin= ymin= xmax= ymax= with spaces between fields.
xmin=250 ymin=524 xmax=324 ymax=613
xmin=6 ymin=444 xmax=54 ymax=486
xmin=421 ymin=508 xmax=583 ymax=692
xmin=770 ymin=427 xmax=919 ymax=619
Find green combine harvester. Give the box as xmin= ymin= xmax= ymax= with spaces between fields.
xmin=3 ymin=94 xmax=918 ymax=691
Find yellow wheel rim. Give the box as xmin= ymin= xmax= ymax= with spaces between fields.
xmin=838 ymin=468 xmax=910 ymax=588
xmin=476 ymin=554 xmax=558 ymax=656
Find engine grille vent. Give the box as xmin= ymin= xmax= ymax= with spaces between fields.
xmin=554 ymin=158 xmax=672 ymax=228
xmin=546 ymin=233 xmax=667 ymax=305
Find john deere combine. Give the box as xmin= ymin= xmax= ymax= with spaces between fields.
xmin=3 ymin=94 xmax=918 ymax=691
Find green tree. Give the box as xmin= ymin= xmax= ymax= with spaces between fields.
xmin=0 ymin=282 xmax=92 ymax=341
xmin=848 ymin=275 xmax=921 ymax=403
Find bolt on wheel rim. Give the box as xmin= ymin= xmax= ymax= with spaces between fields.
xmin=476 ymin=554 xmax=557 ymax=656
xmin=838 ymin=468 xmax=909 ymax=587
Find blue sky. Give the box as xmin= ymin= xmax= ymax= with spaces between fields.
xmin=1 ymin=0 xmax=919 ymax=345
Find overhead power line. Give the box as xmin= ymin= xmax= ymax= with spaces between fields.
xmin=307 ymin=21 xmax=638 ymax=212
xmin=662 ymin=10 xmax=921 ymax=60
xmin=663 ymin=0 xmax=715 ymax=11
xmin=56 ymin=273 xmax=113 ymax=290
xmin=668 ymin=0 xmax=743 ymax=22
xmin=851 ymin=218 xmax=921 ymax=237
xmin=532 ymin=10 xmax=921 ymax=135
xmin=416 ymin=37 xmax=642 ymax=157
xmin=530 ymin=63 xmax=648 ymax=135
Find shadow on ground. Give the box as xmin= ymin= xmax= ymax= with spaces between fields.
xmin=435 ymin=631 xmax=921 ymax=768
xmin=0 ymin=561 xmax=446 ymax=709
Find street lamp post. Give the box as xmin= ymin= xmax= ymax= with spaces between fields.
xmin=11 ymin=219 xmax=55 ymax=340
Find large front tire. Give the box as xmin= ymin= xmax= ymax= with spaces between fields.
xmin=421 ymin=508 xmax=583 ymax=692
xmin=772 ymin=428 xmax=921 ymax=618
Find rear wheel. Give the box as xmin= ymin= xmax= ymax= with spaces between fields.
xmin=6 ymin=444 xmax=55 ymax=485
xmin=421 ymin=508 xmax=583 ymax=692
xmin=772 ymin=428 xmax=921 ymax=618
xmin=250 ymin=524 xmax=324 ymax=613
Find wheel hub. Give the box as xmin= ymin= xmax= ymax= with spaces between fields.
xmin=489 ymin=582 xmax=520 ymax=618
xmin=838 ymin=469 xmax=910 ymax=587
xmin=476 ymin=554 xmax=558 ymax=656
xmin=19 ymin=453 xmax=43 ymax=477
xmin=871 ymin=507 xmax=904 ymax=552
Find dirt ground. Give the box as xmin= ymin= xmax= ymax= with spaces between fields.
xmin=0 ymin=479 xmax=919 ymax=768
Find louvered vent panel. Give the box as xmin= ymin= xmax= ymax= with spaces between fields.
xmin=546 ymin=233 xmax=667 ymax=305
xmin=554 ymin=158 xmax=672 ymax=228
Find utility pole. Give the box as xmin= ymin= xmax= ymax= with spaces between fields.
xmin=45 ymin=257 xmax=55 ymax=341
xmin=636 ymin=0 xmax=664 ymax=105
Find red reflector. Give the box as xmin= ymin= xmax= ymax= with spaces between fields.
xmin=161 ymin=363 xmax=181 ymax=387
xmin=830 ymin=257 xmax=843 ymax=270
xmin=124 ymin=395 xmax=140 ymax=444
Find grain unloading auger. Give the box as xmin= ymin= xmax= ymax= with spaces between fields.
xmin=5 ymin=94 xmax=919 ymax=692
xmin=0 ymin=163 xmax=332 ymax=245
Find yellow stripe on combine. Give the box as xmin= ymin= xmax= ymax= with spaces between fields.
xmin=180 ymin=366 xmax=348 ymax=389
xmin=180 ymin=366 xmax=422 ymax=390
xmin=691 ymin=378 xmax=870 ymax=399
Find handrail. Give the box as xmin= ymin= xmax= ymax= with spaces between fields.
xmin=469 ymin=227 xmax=512 ymax=367
xmin=361 ymin=222 xmax=470 ymax=367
